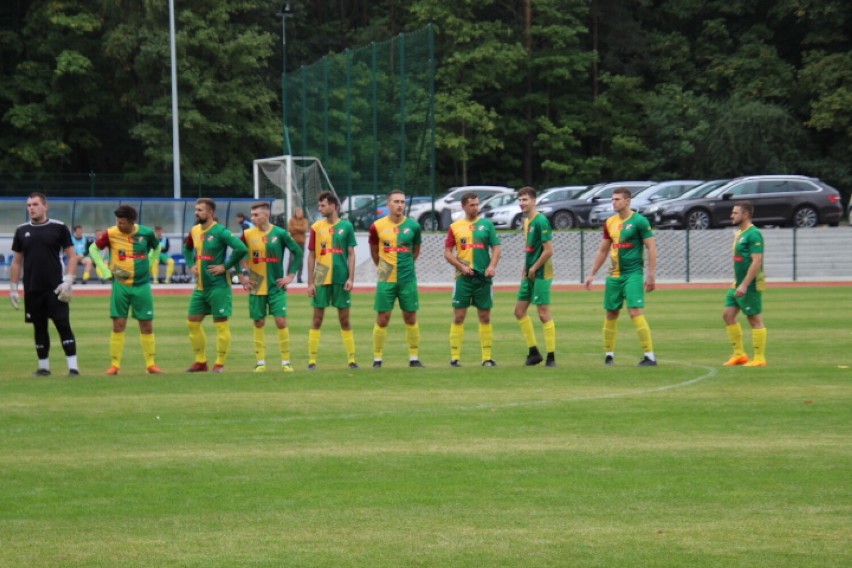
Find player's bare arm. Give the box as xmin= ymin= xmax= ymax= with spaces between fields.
xmin=644 ymin=237 xmax=657 ymax=292
xmin=585 ymin=238 xmax=612 ymax=289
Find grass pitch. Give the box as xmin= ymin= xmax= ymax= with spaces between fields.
xmin=0 ymin=286 xmax=850 ymax=567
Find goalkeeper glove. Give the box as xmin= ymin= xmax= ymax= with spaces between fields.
xmin=9 ymin=282 xmax=20 ymax=310
xmin=54 ymin=274 xmax=74 ymax=303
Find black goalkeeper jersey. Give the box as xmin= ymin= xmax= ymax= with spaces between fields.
xmin=11 ymin=219 xmax=73 ymax=293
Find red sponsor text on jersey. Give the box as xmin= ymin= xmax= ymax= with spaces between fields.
xmin=525 ymin=246 xmax=535 ymax=252
xmin=461 ymin=243 xmax=486 ymax=250
xmin=733 ymin=256 xmax=744 ymax=262
xmin=197 ymin=254 xmax=215 ymax=261
xmin=252 ymin=256 xmax=282 ymax=263
xmin=613 ymin=243 xmax=634 ymax=249
xmin=118 ymin=251 xmax=147 ymax=260
xmin=320 ymin=248 xmax=343 ymax=255
xmin=383 ymin=246 xmax=411 ymax=253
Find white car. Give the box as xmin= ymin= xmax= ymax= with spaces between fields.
xmin=408 ymin=185 xmax=513 ymax=230
xmin=450 ymin=192 xmax=518 ymax=222
xmin=487 ymin=186 xmax=587 ymax=229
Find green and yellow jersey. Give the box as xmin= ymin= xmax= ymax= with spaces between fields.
xmin=93 ymin=224 xmax=159 ymax=287
xmin=523 ymin=212 xmax=553 ymax=279
xmin=445 ymin=216 xmax=501 ymax=279
xmin=368 ymin=216 xmax=422 ymax=283
xmin=309 ymin=218 xmax=357 ymax=285
xmin=603 ymin=211 xmax=653 ymax=277
xmin=183 ymin=222 xmax=247 ymax=291
xmin=242 ymin=224 xmax=303 ymax=295
xmin=732 ymin=225 xmax=765 ymax=291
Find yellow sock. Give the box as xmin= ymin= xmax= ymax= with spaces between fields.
xmin=752 ymin=327 xmax=767 ymax=362
xmin=450 ymin=323 xmax=464 ymax=361
xmin=373 ymin=324 xmax=387 ymax=360
xmin=152 ymin=261 xmax=160 ymax=282
xmin=543 ymin=320 xmax=556 ymax=353
xmin=340 ymin=329 xmax=356 ymax=364
xmin=406 ymin=323 xmax=421 ymax=359
xmin=726 ymin=323 xmax=745 ymax=356
xmin=479 ymin=323 xmax=493 ymax=362
xmin=83 ymin=271 xmax=90 ymax=282
xmin=110 ymin=330 xmax=126 ymax=368
xmin=518 ymin=315 xmax=537 ymax=348
xmin=253 ymin=326 xmax=266 ymax=364
xmin=603 ymin=318 xmax=618 ymax=352
xmin=308 ymin=328 xmax=321 ymax=364
xmin=214 ymin=321 xmax=231 ymax=366
xmin=187 ymin=320 xmax=207 ymax=363
xmin=140 ymin=332 xmax=156 ymax=367
xmin=632 ymin=315 xmax=654 ymax=353
xmin=166 ymin=258 xmax=175 ymax=282
xmin=278 ymin=327 xmax=291 ymax=364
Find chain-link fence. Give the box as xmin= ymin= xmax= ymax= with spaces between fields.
xmin=283 ymin=25 xmax=435 ymax=201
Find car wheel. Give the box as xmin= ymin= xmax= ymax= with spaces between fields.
xmin=793 ymin=206 xmax=818 ymax=228
xmin=686 ymin=209 xmax=711 ymax=230
xmin=420 ymin=213 xmax=439 ymax=231
xmin=552 ymin=210 xmax=576 ymax=230
xmin=510 ymin=214 xmax=524 ymax=230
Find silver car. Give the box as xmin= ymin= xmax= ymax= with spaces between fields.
xmin=587 ymin=180 xmax=703 ymax=227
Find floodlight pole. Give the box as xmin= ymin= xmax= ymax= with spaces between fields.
xmin=277 ymin=2 xmax=293 ymax=156
xmin=169 ymin=0 xmax=181 ymax=198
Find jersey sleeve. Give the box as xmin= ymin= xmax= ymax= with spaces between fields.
xmin=536 ymin=216 xmax=552 ymax=242
xmin=412 ymin=223 xmax=422 ymax=245
xmin=345 ymin=223 xmax=357 ymax=248
xmin=283 ymin=230 xmax=304 ymax=275
xmin=11 ymin=229 xmax=22 ymax=253
xmin=638 ymin=215 xmax=654 ymax=240
xmin=488 ymin=222 xmax=501 ymax=245
xmin=444 ymin=227 xmax=457 ymax=249
xmin=308 ymin=227 xmax=317 ymax=251
xmin=223 ymin=229 xmax=248 ymax=270
xmin=60 ymin=225 xmax=74 ymax=249
xmin=94 ymin=231 xmax=110 ymax=249
xmin=749 ymin=231 xmax=764 ymax=253
xmin=368 ymin=223 xmax=379 ymax=245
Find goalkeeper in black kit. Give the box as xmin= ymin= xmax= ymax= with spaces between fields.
xmin=9 ymin=192 xmax=80 ymax=376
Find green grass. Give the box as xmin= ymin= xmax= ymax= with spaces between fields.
xmin=0 ymin=287 xmax=850 ymax=567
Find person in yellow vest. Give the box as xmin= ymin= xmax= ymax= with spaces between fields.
xmin=306 ymin=192 xmax=358 ymax=369
xmin=151 ymin=226 xmax=175 ymax=283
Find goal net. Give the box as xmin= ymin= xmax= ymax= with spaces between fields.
xmin=253 ymin=156 xmax=337 ymax=225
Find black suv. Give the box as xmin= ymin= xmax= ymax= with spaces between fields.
xmin=537 ymin=181 xmax=655 ymax=229
xmin=653 ymin=175 xmax=843 ymax=229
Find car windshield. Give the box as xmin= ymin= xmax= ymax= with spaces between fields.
xmin=681 ymin=180 xmax=731 ymax=199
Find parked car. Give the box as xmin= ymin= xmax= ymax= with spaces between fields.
xmin=345 ymin=195 xmax=432 ymax=230
xmin=652 ymin=175 xmax=843 ymax=229
xmin=538 ymin=181 xmax=655 ymax=229
xmin=450 ymin=192 xmax=518 ymax=222
xmin=407 ymin=186 xmax=513 ymax=230
xmin=340 ymin=194 xmax=378 ymax=217
xmin=485 ymin=185 xmax=587 ymax=230
xmin=637 ymin=179 xmax=730 ymax=219
xmin=588 ymin=180 xmax=704 ymax=227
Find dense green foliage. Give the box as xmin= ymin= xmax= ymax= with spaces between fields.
xmin=1 ymin=1 xmax=850 ymax=197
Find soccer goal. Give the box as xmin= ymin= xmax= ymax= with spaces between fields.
xmin=253 ymin=155 xmax=337 ymax=224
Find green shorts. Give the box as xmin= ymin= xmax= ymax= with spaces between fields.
xmin=516 ymin=277 xmax=552 ymax=305
xmin=452 ymin=276 xmax=493 ymax=310
xmin=604 ymin=273 xmax=645 ymax=311
xmin=110 ymin=282 xmax=154 ymax=320
xmin=249 ymin=287 xmax=288 ymax=320
xmin=188 ymin=286 xmax=233 ymax=318
xmin=312 ymin=283 xmax=352 ymax=310
xmin=724 ymin=287 xmax=763 ymax=316
xmin=374 ymin=280 xmax=419 ymax=313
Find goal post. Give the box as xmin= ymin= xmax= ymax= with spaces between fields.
xmin=253 ymin=155 xmax=338 ymax=224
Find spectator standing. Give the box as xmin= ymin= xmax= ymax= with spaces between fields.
xmin=287 ymin=207 xmax=309 ymax=283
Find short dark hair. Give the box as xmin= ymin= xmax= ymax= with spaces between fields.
xmin=388 ymin=188 xmax=405 ymax=199
xmin=154 ymin=225 xmax=163 ymax=231
xmin=73 ymin=225 xmax=82 ymax=231
xmin=250 ymin=202 xmax=270 ymax=211
xmin=734 ymin=200 xmax=754 ymax=218
xmin=518 ymin=186 xmax=537 ymax=199
xmin=114 ymin=205 xmax=138 ymax=222
xmin=196 ymin=198 xmax=216 ymax=212
xmin=319 ymin=191 xmax=340 ymax=208
xmin=613 ymin=187 xmax=632 ymax=199
xmin=236 ymin=212 xmax=246 ymax=219
xmin=461 ymin=192 xmax=479 ymax=206
xmin=27 ymin=192 xmax=47 ymax=204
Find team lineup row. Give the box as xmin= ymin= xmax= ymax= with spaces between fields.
xmin=8 ymin=189 xmax=768 ymax=376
